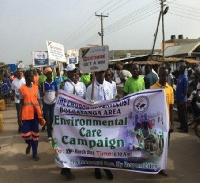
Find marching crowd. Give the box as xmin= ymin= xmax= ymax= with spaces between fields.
xmin=1 ymin=62 xmax=195 ymax=180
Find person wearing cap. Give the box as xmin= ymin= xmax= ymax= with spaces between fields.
xmin=40 ymin=68 xmax=58 ymax=142
xmin=60 ymin=64 xmax=86 ymax=180
xmin=63 ymin=64 xmax=86 ymax=97
xmin=38 ymin=67 xmax=55 ymax=87
xmin=86 ymin=70 xmax=114 ymax=180
xmin=38 ymin=67 xmax=54 ymax=132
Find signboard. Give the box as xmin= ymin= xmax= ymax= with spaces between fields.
xmin=18 ymin=62 xmax=25 ymax=69
xmin=32 ymin=51 xmax=49 ymax=66
xmin=53 ymin=89 xmax=169 ymax=173
xmin=9 ymin=64 xmax=17 ymax=73
xmin=50 ymin=60 xmax=57 ymax=67
xmin=66 ymin=49 xmax=79 ymax=64
xmin=79 ymin=46 xmax=109 ymax=73
xmin=46 ymin=40 xmax=66 ymax=62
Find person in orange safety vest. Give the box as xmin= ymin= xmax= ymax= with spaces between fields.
xmin=18 ymin=70 xmax=44 ymax=161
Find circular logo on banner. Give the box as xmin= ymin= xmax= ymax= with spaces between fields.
xmin=133 ymin=96 xmax=149 ymax=113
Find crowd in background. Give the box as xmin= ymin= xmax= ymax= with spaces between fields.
xmin=0 ymin=61 xmax=200 ymax=180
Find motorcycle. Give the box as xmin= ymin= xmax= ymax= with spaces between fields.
xmin=187 ymin=89 xmax=200 ymax=138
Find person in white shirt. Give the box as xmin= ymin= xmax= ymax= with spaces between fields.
xmin=11 ymin=69 xmax=26 ymax=133
xmin=105 ymin=69 xmax=118 ymax=99
xmin=64 ymin=65 xmax=86 ymax=98
xmin=61 ymin=64 xmax=86 ymax=181
xmin=86 ymin=70 xmax=114 ymax=180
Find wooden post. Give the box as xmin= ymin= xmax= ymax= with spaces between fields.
xmin=90 ymin=72 xmax=95 ymax=103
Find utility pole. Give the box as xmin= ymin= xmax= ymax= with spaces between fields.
xmin=161 ymin=0 xmax=166 ymax=60
xmin=151 ymin=11 xmax=162 ymax=59
xmin=151 ymin=0 xmax=168 ymax=60
xmin=95 ymin=13 xmax=108 ymax=46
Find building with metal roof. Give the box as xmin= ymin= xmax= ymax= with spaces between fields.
xmin=164 ymin=41 xmax=200 ymax=60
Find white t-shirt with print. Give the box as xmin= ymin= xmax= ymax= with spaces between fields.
xmin=64 ymin=80 xmax=86 ymax=99
xmin=11 ymin=78 xmax=26 ymax=103
xmin=86 ymin=80 xmax=113 ymax=102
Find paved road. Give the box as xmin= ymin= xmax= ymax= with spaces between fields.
xmin=0 ymin=102 xmax=200 ymax=183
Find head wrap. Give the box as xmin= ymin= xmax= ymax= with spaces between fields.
xmin=43 ymin=67 xmax=52 ymax=75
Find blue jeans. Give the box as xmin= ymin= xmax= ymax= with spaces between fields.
xmin=43 ymin=103 xmax=55 ymax=137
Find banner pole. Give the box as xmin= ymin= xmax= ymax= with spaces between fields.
xmin=90 ymin=72 xmax=95 ymax=103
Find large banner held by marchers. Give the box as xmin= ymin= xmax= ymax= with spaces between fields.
xmin=52 ymin=89 xmax=169 ymax=174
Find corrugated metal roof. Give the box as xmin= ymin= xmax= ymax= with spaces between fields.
xmin=165 ymin=42 xmax=200 ymax=57
xmin=111 ymin=49 xmax=161 ymax=59
xmin=155 ymin=57 xmax=200 ymax=64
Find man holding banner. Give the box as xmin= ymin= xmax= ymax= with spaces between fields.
xmin=86 ymin=70 xmax=114 ymax=180
xmin=61 ymin=64 xmax=86 ymax=180
xmin=150 ymin=67 xmax=174 ymax=176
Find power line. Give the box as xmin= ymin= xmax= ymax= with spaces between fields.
xmin=62 ymin=14 xmax=95 ymax=46
xmin=169 ymin=8 xmax=200 ymax=19
xmin=71 ymin=1 xmax=160 ymax=49
xmin=170 ymin=4 xmax=200 ymax=16
xmin=169 ymin=11 xmax=200 ymax=22
xmin=173 ymin=1 xmax=200 ymax=12
xmin=104 ymin=0 xmax=159 ymax=32
xmin=108 ymin=0 xmax=133 ymax=14
xmin=105 ymin=4 xmax=160 ymax=34
xmin=105 ymin=9 xmax=160 ymax=36
xmin=75 ymin=9 xmax=160 ymax=49
xmin=102 ymin=0 xmax=121 ymax=14
xmin=65 ymin=18 xmax=99 ymax=47
xmin=96 ymin=0 xmax=115 ymax=14
xmin=63 ymin=0 xmax=115 ymax=47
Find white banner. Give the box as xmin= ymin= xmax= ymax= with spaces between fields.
xmin=46 ymin=40 xmax=66 ymax=62
xmin=79 ymin=46 xmax=109 ymax=73
xmin=52 ymin=89 xmax=169 ymax=174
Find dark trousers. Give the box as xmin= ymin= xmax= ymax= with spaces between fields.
xmin=177 ymin=100 xmax=188 ymax=130
xmin=43 ymin=103 xmax=55 ymax=137
xmin=15 ymin=103 xmax=20 ymax=124
xmin=21 ymin=114 xmax=39 ymax=157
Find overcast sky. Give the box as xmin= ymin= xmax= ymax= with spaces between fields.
xmin=0 ymin=0 xmax=200 ymax=65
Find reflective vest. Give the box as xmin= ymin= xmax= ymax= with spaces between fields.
xmin=19 ymin=84 xmax=42 ymax=120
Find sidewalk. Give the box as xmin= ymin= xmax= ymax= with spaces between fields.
xmin=0 ymin=102 xmax=200 ymax=183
